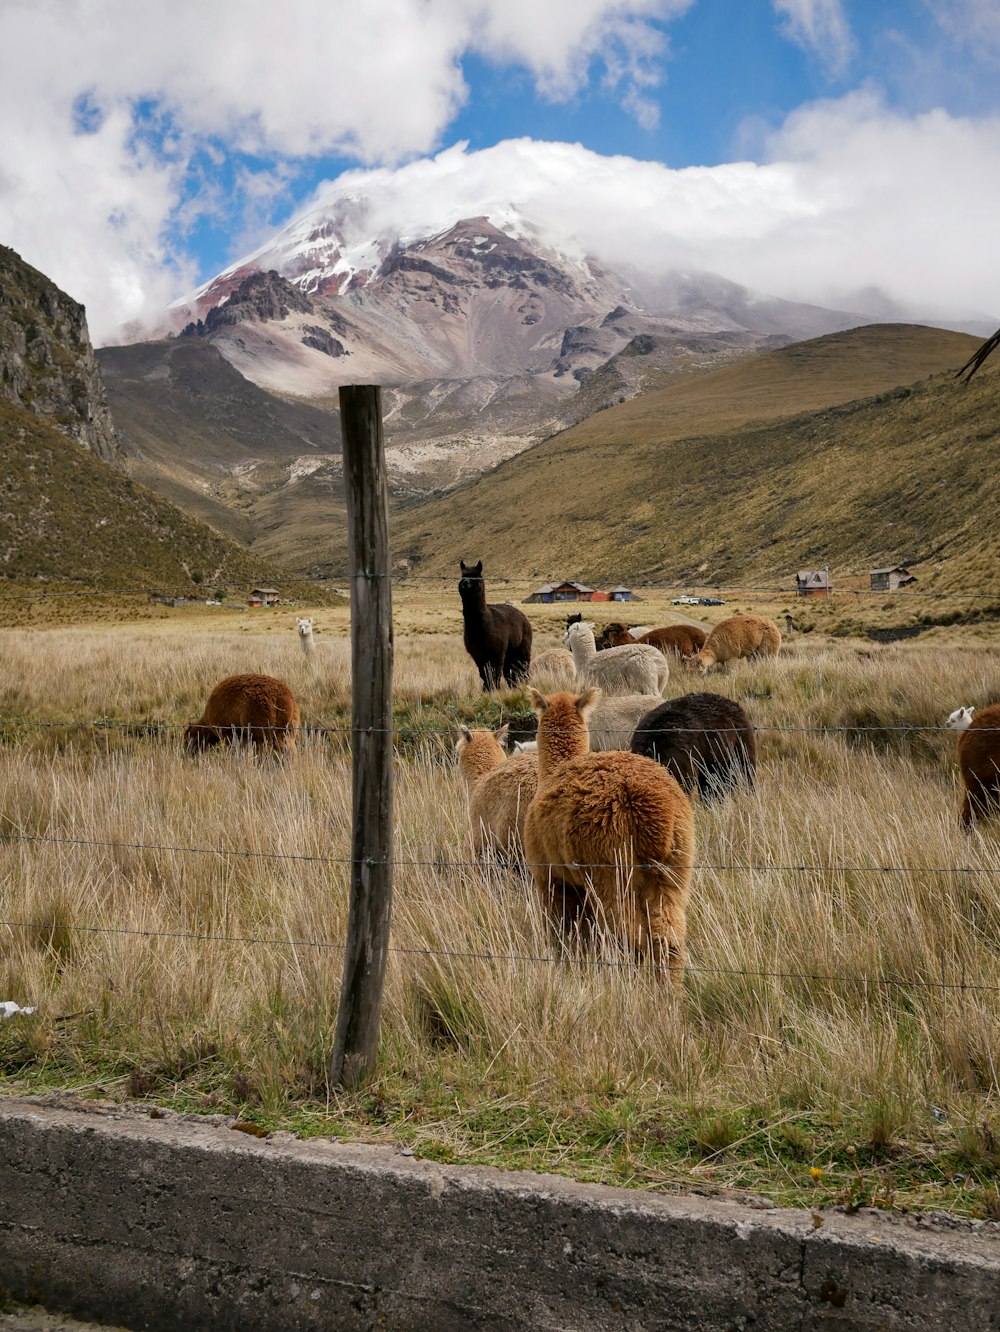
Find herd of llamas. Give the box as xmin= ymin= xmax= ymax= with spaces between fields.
xmin=182 ymin=560 xmax=1000 ymax=985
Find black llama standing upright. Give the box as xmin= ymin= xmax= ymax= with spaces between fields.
xmin=459 ymin=560 xmax=533 ymax=690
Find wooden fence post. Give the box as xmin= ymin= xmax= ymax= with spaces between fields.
xmin=329 ymin=385 xmax=394 ymax=1089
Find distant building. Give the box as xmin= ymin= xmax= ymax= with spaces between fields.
xmin=796 ymin=569 xmax=831 ymax=597
xmin=869 ymin=566 xmax=917 ymax=592
xmin=609 ymin=585 xmax=634 ymax=602
xmin=524 ymin=580 xmax=596 ymax=604
xmin=249 ymin=586 xmax=281 ymax=606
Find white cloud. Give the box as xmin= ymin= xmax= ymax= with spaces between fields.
xmin=772 ymin=0 xmax=855 ymax=76
xmin=2 ymin=0 xmax=998 ymax=343
xmin=0 ymin=0 xmax=687 ymax=338
xmin=286 ymin=103 xmax=1000 ymax=325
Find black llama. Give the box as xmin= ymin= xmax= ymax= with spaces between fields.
xmin=459 ymin=560 xmax=533 ymax=691
xmin=631 ymin=692 xmax=756 ymax=803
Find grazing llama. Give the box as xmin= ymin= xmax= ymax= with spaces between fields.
xmin=524 ymin=687 xmax=695 ymax=984
xmin=686 ymin=615 xmax=781 ymax=673
xmin=602 ymin=621 xmax=708 ymax=659
xmin=455 ymin=724 xmax=538 ymax=858
xmin=954 ymin=702 xmax=1000 ymax=828
xmin=184 ymin=674 xmax=300 ymax=757
xmin=631 ymin=692 xmax=756 ymax=802
xmin=459 ymin=560 xmax=533 ymax=691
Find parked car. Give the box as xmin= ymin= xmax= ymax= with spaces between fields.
xmin=671 ymin=595 xmax=726 ymax=606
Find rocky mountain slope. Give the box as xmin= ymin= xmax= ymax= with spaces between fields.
xmin=382 ymin=324 xmax=992 ymax=590
xmin=0 ymin=244 xmax=120 ymax=462
xmin=107 ymin=213 xmax=879 ymax=496
xmin=0 ymin=246 xmax=310 ymax=596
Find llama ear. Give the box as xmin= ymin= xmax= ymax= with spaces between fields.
xmin=455 ymin=726 xmax=473 ymax=750
xmin=529 ymin=687 xmax=548 ymax=715
xmin=474 ymin=560 xmax=483 ymax=575
xmin=496 ymin=723 xmax=510 ymax=745
xmin=576 ymin=685 xmax=600 ymax=714
xmin=968 ymin=706 xmax=976 ymax=716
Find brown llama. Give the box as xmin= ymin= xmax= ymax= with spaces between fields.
xmin=956 ymin=702 xmax=1000 ymax=828
xmin=459 ymin=560 xmax=533 ymax=691
xmin=603 ymin=620 xmax=708 ymax=658
xmin=455 ymin=724 xmax=538 ymax=858
xmin=523 ymin=687 xmax=695 ymax=984
xmin=184 ymin=674 xmax=300 ymax=757
xmin=686 ymin=615 xmax=781 ymax=673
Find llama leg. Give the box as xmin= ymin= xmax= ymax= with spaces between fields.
xmin=962 ymin=775 xmax=999 ymax=828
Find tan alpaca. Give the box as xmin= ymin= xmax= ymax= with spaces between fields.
xmin=687 ymin=615 xmax=781 ymax=674
xmin=528 ymin=646 xmax=577 ymax=691
xmin=956 ymin=702 xmax=1000 ymax=828
xmin=523 ymin=687 xmax=695 ymax=984
xmin=184 ymin=674 xmax=300 ymax=757
xmin=455 ymin=724 xmax=538 ymax=858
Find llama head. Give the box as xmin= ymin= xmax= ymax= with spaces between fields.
xmin=513 ymin=739 xmax=538 ymax=753
xmin=684 ymin=651 xmax=708 ymax=674
xmin=183 ymin=722 xmax=220 ymax=753
xmin=529 ymin=685 xmax=600 ymax=718
xmin=562 ymin=620 xmax=595 ymax=650
xmin=946 ymin=706 xmax=975 ymax=731
xmin=296 ymin=616 xmax=313 ymax=637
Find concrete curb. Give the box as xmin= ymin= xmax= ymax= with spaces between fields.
xmin=1 ymin=1096 xmax=998 ymax=1331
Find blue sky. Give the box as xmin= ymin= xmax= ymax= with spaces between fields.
xmin=2 ymin=0 xmax=999 ymax=338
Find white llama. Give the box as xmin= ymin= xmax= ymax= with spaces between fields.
xmin=296 ymin=616 xmax=316 ymax=658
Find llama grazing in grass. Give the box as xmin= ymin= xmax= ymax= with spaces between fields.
xmin=529 ymin=646 xmax=577 ymax=691
xmin=296 ymin=616 xmax=316 ymax=657
xmin=523 ymin=687 xmax=695 ymax=984
xmin=586 ymin=692 xmax=664 ymax=751
xmin=686 ymin=615 xmax=781 ymax=674
xmin=563 ymin=621 xmax=668 ymax=696
xmin=184 ymin=674 xmax=300 ymax=757
xmin=455 ymin=724 xmax=538 ymax=858
xmin=955 ymin=702 xmax=1000 ymax=828
xmin=459 ymin=560 xmax=533 ymax=691
xmin=631 ymin=692 xmax=756 ymax=802
xmin=603 ymin=620 xmax=708 ymax=659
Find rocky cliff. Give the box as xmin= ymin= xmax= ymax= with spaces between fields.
xmin=0 ymin=244 xmax=120 ymax=463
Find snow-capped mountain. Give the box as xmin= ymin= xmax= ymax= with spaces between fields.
xmin=104 ymin=204 xmax=875 ymax=503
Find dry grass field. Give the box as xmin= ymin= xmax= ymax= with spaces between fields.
xmin=1 ymin=589 xmax=999 ymax=1218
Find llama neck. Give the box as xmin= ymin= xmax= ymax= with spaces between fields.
xmin=567 ymin=631 xmax=596 ymax=668
xmin=537 ymin=709 xmax=588 ymax=784
xmin=460 ymin=581 xmax=487 ymax=622
xmin=460 ymin=739 xmax=505 ymax=790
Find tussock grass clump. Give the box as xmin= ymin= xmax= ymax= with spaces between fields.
xmin=0 ymin=606 xmax=999 ymax=1216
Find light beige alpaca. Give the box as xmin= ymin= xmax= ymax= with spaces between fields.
xmin=455 ymin=724 xmax=538 ymax=858
xmin=564 ymin=621 xmax=668 ymax=696
xmin=529 ymin=646 xmax=577 ymax=690
xmin=523 ymin=687 xmax=694 ymax=984
xmin=587 ymin=692 xmax=663 ymax=751
xmin=687 ymin=615 xmax=781 ymax=674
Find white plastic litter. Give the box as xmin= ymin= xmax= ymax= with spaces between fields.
xmin=1 ymin=1001 xmax=37 ymax=1020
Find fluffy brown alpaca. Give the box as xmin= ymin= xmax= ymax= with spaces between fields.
xmin=184 ymin=674 xmax=300 ymax=757
xmin=523 ymin=687 xmax=694 ymax=984
xmin=603 ymin=621 xmax=708 ymax=658
xmin=455 ymin=724 xmax=538 ymax=858
xmin=686 ymin=615 xmax=781 ymax=673
xmin=957 ymin=702 xmax=1000 ymax=828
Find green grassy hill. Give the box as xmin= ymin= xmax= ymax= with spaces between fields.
xmin=0 ymin=397 xmax=319 ymax=598
xmin=381 ymin=324 xmax=992 ymax=587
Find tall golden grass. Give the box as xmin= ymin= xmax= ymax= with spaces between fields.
xmin=1 ymin=602 xmax=998 ymax=1211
